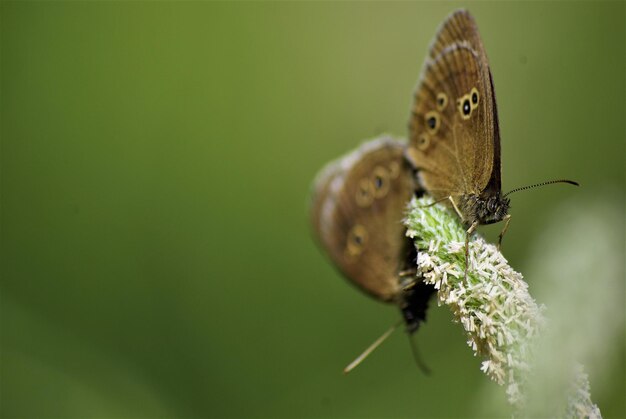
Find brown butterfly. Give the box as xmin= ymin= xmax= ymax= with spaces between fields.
xmin=405 ymin=10 xmax=577 ymax=258
xmin=310 ymin=136 xmax=435 ymax=372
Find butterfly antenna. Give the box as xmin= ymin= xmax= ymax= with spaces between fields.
xmin=503 ymin=179 xmax=579 ymax=198
xmin=409 ymin=335 xmax=431 ymax=375
xmin=343 ymin=320 xmax=402 ymax=374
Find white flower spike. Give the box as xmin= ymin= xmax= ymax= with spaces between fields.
xmin=404 ymin=196 xmax=600 ymax=418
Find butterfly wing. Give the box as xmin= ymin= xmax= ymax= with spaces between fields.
xmin=310 ymin=137 xmax=416 ymax=302
xmin=309 ymin=156 xmax=343 ymax=239
xmin=406 ymin=10 xmax=501 ymax=203
xmin=428 ymin=9 xmax=489 ymax=62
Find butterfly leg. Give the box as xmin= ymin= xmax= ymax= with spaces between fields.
xmin=398 ymin=269 xmax=418 ymax=277
xmin=497 ymin=214 xmax=512 ymax=251
xmin=447 ymin=196 xmax=464 ymax=221
xmin=464 ymin=221 xmax=479 ymax=282
xmin=399 ymin=269 xmax=419 ymax=292
xmin=424 ymin=196 xmax=452 ymax=208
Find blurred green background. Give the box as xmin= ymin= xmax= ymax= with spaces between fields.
xmin=2 ymin=2 xmax=624 ymax=418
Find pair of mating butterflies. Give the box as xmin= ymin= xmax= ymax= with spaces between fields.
xmin=310 ymin=10 xmax=575 ymax=371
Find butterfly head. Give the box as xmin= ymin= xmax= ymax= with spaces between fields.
xmin=460 ymin=193 xmax=510 ymax=225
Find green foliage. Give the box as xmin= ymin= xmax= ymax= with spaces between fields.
xmin=1 ymin=2 xmax=623 ymax=417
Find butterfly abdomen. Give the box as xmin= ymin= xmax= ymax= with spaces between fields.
xmin=400 ymin=281 xmax=437 ymax=334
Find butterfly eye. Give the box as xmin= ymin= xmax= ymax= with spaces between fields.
xmin=346 ymin=224 xmax=368 ymax=256
xmin=355 ymin=178 xmax=374 ymax=207
xmin=436 ymin=92 xmax=448 ymax=110
xmin=425 ymin=111 xmax=440 ymax=134
xmin=470 ymin=87 xmax=479 ymax=107
xmin=372 ymin=166 xmax=390 ymax=198
xmin=417 ymin=133 xmax=430 ymax=151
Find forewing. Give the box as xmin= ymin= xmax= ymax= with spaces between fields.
xmin=406 ymin=10 xmax=500 ymax=200
xmin=429 ymin=9 xmax=488 ymax=62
